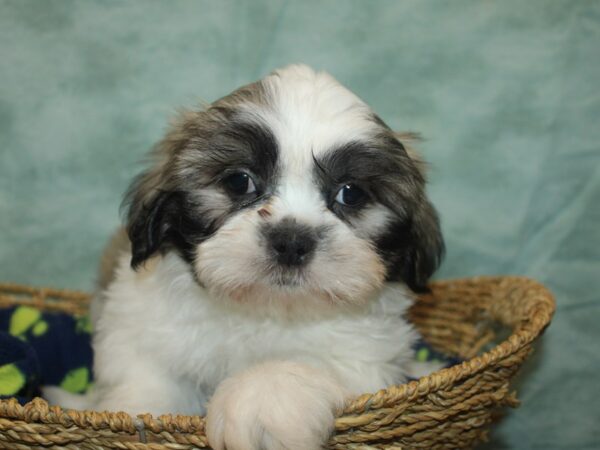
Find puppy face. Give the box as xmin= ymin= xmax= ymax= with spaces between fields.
xmin=125 ymin=65 xmax=444 ymax=311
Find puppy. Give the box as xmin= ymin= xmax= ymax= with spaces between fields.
xmin=79 ymin=65 xmax=444 ymax=450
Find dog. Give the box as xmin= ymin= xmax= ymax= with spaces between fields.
xmin=47 ymin=64 xmax=444 ymax=450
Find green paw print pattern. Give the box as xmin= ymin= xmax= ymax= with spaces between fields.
xmin=416 ymin=347 xmax=430 ymax=362
xmin=0 ymin=364 xmax=26 ymax=396
xmin=416 ymin=347 xmax=442 ymax=364
xmin=9 ymin=306 xmax=49 ymax=339
xmin=60 ymin=367 xmax=90 ymax=393
xmin=75 ymin=315 xmax=93 ymax=334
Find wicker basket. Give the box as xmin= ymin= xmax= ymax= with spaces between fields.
xmin=0 ymin=276 xmax=554 ymax=450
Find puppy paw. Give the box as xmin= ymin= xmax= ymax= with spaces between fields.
xmin=206 ymin=361 xmax=347 ymax=450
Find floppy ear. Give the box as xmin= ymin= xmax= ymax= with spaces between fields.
xmin=401 ymin=199 xmax=445 ymax=293
xmin=122 ymin=110 xmax=201 ymax=269
xmin=386 ymin=132 xmax=444 ymax=292
xmin=122 ymin=139 xmax=180 ymax=270
xmin=126 ymin=186 xmax=175 ymax=269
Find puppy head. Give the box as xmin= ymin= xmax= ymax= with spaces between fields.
xmin=124 ymin=65 xmax=444 ymax=312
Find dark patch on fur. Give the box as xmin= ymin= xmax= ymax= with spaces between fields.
xmin=313 ymin=133 xmax=444 ymax=292
xmin=127 ymin=190 xmax=219 ymax=268
xmin=197 ymin=120 xmax=279 ymax=188
xmin=313 ymin=138 xmax=418 ymax=218
xmin=376 ymin=210 xmax=444 ymax=293
xmin=124 ymin=80 xmax=280 ymax=269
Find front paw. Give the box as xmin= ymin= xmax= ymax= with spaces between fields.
xmin=206 ymin=361 xmax=346 ymax=450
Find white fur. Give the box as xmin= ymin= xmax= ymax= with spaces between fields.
xmin=206 ymin=361 xmax=347 ymax=450
xmin=256 ymin=64 xmax=377 ymax=158
xmin=91 ymin=251 xmax=417 ymax=416
xmin=82 ymin=250 xmax=419 ymax=448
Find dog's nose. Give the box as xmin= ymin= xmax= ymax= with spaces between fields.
xmin=264 ymin=218 xmax=317 ymax=267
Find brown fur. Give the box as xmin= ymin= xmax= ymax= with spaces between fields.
xmin=97 ymin=227 xmax=130 ymax=291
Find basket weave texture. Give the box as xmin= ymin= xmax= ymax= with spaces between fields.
xmin=0 ymin=276 xmax=554 ymax=450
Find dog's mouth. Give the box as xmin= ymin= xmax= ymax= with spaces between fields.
xmin=201 ymin=260 xmax=379 ymax=311
xmin=266 ymin=266 xmax=309 ymax=288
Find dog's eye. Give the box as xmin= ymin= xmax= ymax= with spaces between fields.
xmin=223 ymin=172 xmax=257 ymax=196
xmin=334 ymin=184 xmax=368 ymax=207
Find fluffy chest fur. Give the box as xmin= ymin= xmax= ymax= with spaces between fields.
xmin=93 ymin=251 xmax=417 ymax=412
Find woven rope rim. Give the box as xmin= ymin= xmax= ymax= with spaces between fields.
xmin=0 ymin=275 xmax=555 ymax=439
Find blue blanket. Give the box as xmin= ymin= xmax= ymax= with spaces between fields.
xmin=0 ymin=306 xmax=93 ymax=403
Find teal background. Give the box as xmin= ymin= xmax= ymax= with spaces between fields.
xmin=1 ymin=1 xmax=598 ymax=448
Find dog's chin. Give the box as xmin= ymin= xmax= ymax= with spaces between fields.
xmin=199 ymin=266 xmax=383 ymax=318
xmin=267 ymin=267 xmax=309 ymax=288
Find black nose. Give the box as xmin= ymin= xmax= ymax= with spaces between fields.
xmin=264 ymin=218 xmax=318 ymax=267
